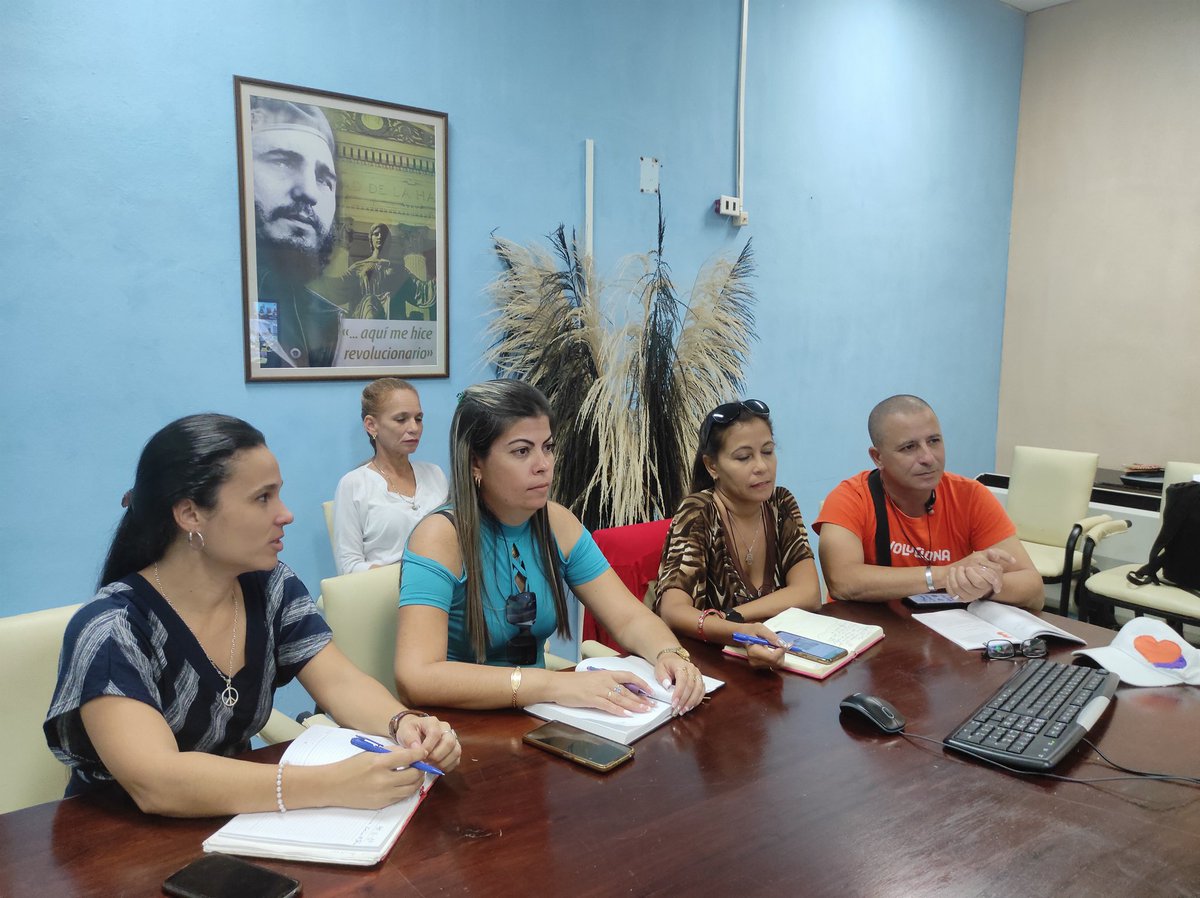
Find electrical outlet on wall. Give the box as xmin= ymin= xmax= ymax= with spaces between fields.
xmin=715 ymin=195 xmax=741 ymax=216
xmin=640 ymin=157 xmax=660 ymax=194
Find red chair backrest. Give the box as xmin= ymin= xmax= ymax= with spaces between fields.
xmin=585 ymin=520 xmax=673 ymax=650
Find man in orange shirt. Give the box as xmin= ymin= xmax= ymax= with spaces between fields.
xmin=813 ymin=395 xmax=1043 ymax=609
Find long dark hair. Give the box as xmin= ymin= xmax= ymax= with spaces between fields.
xmin=448 ymin=380 xmax=570 ymax=662
xmin=690 ymin=402 xmax=775 ymax=492
xmin=100 ymin=414 xmax=266 ymax=586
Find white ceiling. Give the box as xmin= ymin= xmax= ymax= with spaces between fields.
xmin=999 ymin=0 xmax=1073 ymax=11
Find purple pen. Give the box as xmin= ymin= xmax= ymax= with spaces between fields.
xmin=581 ymin=666 xmax=666 ymax=702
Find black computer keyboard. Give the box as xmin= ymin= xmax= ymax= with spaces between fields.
xmin=944 ymin=657 xmax=1120 ymax=771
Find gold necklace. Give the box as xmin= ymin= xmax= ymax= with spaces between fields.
xmin=153 ymin=563 xmax=240 ymax=708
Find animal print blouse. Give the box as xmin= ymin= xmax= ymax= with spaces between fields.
xmin=655 ymin=487 xmax=813 ymax=612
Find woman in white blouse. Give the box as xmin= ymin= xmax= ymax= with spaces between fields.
xmin=333 ymin=378 xmax=448 ymax=574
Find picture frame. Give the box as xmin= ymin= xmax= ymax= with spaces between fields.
xmin=235 ymin=77 xmax=449 ymax=381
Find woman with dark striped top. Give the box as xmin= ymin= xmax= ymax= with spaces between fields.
xmin=45 ymin=414 xmax=459 ymax=817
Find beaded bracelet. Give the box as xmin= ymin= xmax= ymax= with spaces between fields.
xmin=697 ymin=609 xmax=722 ymax=641
xmin=388 ymin=709 xmax=430 ymax=742
xmin=275 ymin=760 xmax=287 ymax=813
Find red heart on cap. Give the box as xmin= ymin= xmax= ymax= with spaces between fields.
xmin=1133 ymin=635 xmax=1183 ymax=665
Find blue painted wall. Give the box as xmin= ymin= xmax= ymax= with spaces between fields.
xmin=1 ymin=0 xmax=1024 ymax=626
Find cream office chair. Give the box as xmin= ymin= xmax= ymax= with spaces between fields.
xmin=1004 ymin=446 xmax=1110 ymax=615
xmin=321 ymin=564 xmax=403 ymax=698
xmin=0 ymin=603 xmax=80 ymax=813
xmin=1 ymin=604 xmax=310 ymax=759
xmin=320 ymin=562 xmax=581 ymax=700
xmin=322 ymin=500 xmax=336 ymax=558
xmin=1077 ymin=461 xmax=1200 ymax=630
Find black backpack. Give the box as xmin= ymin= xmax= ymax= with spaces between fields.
xmin=1127 ymin=480 xmax=1200 ymax=593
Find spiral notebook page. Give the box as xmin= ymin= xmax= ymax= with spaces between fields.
xmin=212 ymin=799 xmax=421 ymax=848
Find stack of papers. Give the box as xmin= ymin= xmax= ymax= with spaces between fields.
xmin=204 ymin=725 xmax=434 ymax=866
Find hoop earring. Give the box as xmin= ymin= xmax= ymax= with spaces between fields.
xmin=473 ymin=474 xmax=482 ymax=489
xmin=187 ymin=530 xmax=206 ymax=550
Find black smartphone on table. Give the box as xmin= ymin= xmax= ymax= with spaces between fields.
xmin=162 ymin=854 xmax=300 ymax=898
xmin=522 ymin=721 xmax=634 ymax=773
xmin=902 ymin=592 xmax=967 ymax=610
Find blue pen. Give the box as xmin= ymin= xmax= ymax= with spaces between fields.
xmin=350 ymin=734 xmax=445 ymax=776
xmin=732 ymin=632 xmax=774 ymax=647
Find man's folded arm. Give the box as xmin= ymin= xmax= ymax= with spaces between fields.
xmin=817 ymin=523 xmax=928 ymax=602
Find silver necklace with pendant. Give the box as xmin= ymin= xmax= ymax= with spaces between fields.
xmin=153 ymin=563 xmax=240 ymax=708
xmin=371 ymin=460 xmax=420 ymax=512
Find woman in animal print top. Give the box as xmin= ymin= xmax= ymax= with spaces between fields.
xmin=655 ymin=400 xmax=821 ymax=669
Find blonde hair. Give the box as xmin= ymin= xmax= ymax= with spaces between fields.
xmin=448 ymin=380 xmax=571 ymax=662
xmin=361 ymin=377 xmax=418 ymax=448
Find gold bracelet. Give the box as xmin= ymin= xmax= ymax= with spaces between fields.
xmin=388 ymin=709 xmax=429 ymax=742
xmin=510 ymin=667 xmax=523 ymax=708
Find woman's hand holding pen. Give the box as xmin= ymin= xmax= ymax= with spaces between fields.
xmin=393 ymin=714 xmax=462 ymax=773
xmin=738 ymin=623 xmax=787 ymax=670
xmin=555 ymin=670 xmax=657 ymax=716
xmin=654 ymin=654 xmax=705 ymax=716
xmin=319 ymin=746 xmax=427 ymax=809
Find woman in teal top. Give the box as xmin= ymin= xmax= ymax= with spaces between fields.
xmin=396 ymin=380 xmax=706 ymax=716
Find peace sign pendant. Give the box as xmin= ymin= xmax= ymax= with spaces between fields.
xmin=221 ymin=684 xmax=240 ymax=708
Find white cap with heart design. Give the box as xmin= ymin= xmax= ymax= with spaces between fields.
xmin=1074 ymin=617 xmax=1200 ymax=687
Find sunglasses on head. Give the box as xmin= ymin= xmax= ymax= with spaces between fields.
xmin=504 ymin=590 xmax=538 ymax=665
xmin=699 ymin=399 xmax=771 ymax=448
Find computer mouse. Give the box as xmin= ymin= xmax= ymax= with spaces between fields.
xmin=839 ymin=692 xmax=906 ymax=734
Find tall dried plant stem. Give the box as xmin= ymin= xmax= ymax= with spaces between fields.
xmin=486 ymin=210 xmax=757 ymax=530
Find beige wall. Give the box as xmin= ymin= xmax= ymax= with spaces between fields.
xmin=996 ymin=0 xmax=1200 ymax=472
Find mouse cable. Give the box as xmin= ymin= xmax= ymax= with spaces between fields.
xmin=899 ymin=731 xmax=1200 ymax=787
xmin=1081 ymin=737 xmax=1200 ymax=785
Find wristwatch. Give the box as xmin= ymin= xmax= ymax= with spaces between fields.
xmin=724 ymin=608 xmax=745 ymax=624
xmin=656 ymin=646 xmax=692 ymax=663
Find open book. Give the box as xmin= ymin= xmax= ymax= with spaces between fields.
xmin=524 ymin=655 xmax=724 ymax=745
xmin=721 ymin=607 xmax=885 ymax=680
xmin=203 ymin=725 xmax=434 ymax=866
xmin=912 ymin=600 xmax=1086 ymax=651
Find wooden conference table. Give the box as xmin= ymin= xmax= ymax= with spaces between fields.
xmin=2 ymin=602 xmax=1198 ymax=897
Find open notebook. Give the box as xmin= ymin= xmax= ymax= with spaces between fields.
xmin=722 ymin=607 xmax=885 ymax=679
xmin=911 ymin=600 xmax=1085 ymax=651
xmin=525 ymin=655 xmax=724 ymax=745
xmin=203 ymin=725 xmax=434 ymax=866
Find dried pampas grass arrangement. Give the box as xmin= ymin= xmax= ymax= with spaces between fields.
xmin=486 ymin=200 xmax=757 ymax=530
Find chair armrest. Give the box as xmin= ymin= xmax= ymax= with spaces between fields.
xmin=1086 ymin=518 xmax=1131 ymax=545
xmin=544 ymin=652 xmax=576 ymax=671
xmin=1075 ymin=514 xmax=1112 ymax=533
xmin=299 ymin=713 xmax=337 ymax=729
xmin=1079 ymin=519 xmax=1133 ymax=580
xmin=581 ymin=639 xmax=621 ymax=659
xmin=257 ymin=708 xmax=307 ymax=745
